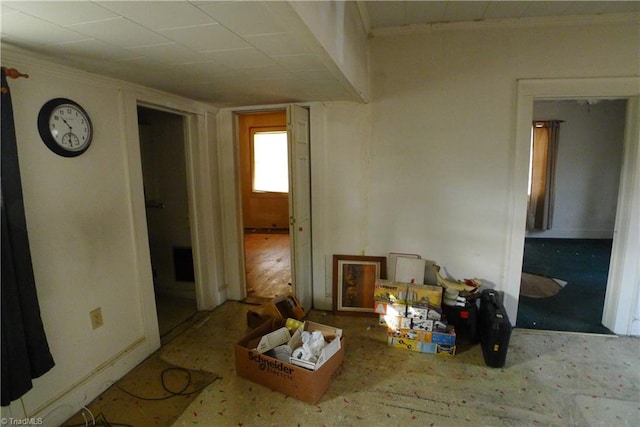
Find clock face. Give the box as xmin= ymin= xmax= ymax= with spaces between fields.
xmin=49 ymin=103 xmax=91 ymax=151
xmin=38 ymin=98 xmax=93 ymax=157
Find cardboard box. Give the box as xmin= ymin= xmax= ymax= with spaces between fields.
xmin=247 ymin=294 xmax=306 ymax=328
xmin=373 ymin=280 xmax=444 ymax=314
xmin=373 ymin=280 xmax=402 ymax=314
xmin=421 ymin=342 xmax=437 ymax=354
xmin=409 ymin=283 xmax=443 ymax=309
xmin=235 ymin=320 xmax=344 ymax=404
xmin=383 ymin=312 xmax=457 ymax=356
xmin=431 ymin=330 xmax=456 ymax=346
xmin=387 ymin=335 xmax=422 ymax=352
xmin=419 ymin=341 xmax=457 ymax=356
xmin=435 ymin=343 xmax=456 ymax=356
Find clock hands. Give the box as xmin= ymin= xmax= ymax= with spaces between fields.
xmin=60 ymin=116 xmax=73 ymax=131
xmin=56 ymin=113 xmax=82 ymax=147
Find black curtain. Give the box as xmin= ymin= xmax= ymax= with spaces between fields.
xmin=1 ymin=68 xmax=55 ymax=406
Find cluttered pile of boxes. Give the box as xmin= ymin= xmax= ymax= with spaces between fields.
xmin=374 ymin=256 xmax=483 ymax=356
xmin=374 ymin=264 xmax=482 ymax=356
xmin=234 ymin=255 xmax=511 ymax=404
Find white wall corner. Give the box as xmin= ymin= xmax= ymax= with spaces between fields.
xmin=287 ymin=0 xmax=370 ymax=103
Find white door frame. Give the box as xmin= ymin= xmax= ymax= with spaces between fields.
xmin=126 ymin=95 xmax=221 ymax=315
xmin=504 ymin=77 xmax=640 ymax=335
xmin=217 ymin=104 xmax=317 ymax=305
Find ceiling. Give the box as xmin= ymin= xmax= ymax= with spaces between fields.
xmin=2 ymin=1 xmax=638 ymax=107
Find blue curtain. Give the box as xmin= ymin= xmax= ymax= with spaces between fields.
xmin=1 ymin=68 xmax=55 ymax=406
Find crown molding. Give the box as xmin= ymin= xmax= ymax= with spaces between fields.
xmin=371 ymin=12 xmax=640 ymax=37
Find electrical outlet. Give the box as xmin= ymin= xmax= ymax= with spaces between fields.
xmin=90 ymin=308 xmax=103 ymax=330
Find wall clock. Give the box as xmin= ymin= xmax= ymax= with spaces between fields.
xmin=37 ymin=98 xmax=93 ymax=157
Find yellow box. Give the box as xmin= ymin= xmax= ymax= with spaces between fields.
xmin=388 ymin=335 xmax=421 ymax=352
xmin=407 ymin=283 xmax=443 ymax=309
xmin=373 ymin=280 xmax=403 ymax=313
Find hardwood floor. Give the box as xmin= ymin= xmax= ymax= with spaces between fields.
xmin=243 ymin=232 xmax=292 ymax=298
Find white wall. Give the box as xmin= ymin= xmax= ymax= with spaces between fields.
xmin=529 ymin=100 xmax=626 ymax=239
xmin=289 ymin=0 xmax=370 ymax=101
xmin=0 ymin=47 xmax=219 ymax=424
xmin=6 ymin=61 xmax=154 ymax=423
xmin=310 ymin=17 xmax=639 ymax=316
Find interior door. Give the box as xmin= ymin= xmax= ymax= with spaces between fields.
xmin=287 ymin=105 xmax=312 ymax=311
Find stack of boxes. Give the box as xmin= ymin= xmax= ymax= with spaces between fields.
xmin=374 ymin=280 xmax=457 ymax=356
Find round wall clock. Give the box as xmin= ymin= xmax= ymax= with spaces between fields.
xmin=37 ymin=98 xmax=93 ymax=157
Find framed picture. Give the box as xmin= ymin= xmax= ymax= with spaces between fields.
xmin=333 ymin=255 xmax=387 ymax=314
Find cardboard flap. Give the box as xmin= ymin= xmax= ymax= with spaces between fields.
xmin=256 ymin=327 xmax=291 ymax=354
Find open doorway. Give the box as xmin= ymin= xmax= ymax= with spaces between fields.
xmin=238 ymin=111 xmax=292 ymax=303
xmin=517 ymin=99 xmax=627 ymax=334
xmin=137 ymin=106 xmax=198 ymax=341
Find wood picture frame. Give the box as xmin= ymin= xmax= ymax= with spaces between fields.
xmin=333 ymin=255 xmax=387 ymax=314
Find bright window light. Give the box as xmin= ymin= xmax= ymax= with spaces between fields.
xmin=253 ymin=131 xmax=288 ymax=193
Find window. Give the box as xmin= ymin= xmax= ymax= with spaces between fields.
xmin=252 ymin=131 xmax=288 ymax=193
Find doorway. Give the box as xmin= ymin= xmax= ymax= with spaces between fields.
xmin=505 ymin=77 xmax=640 ymax=335
xmin=137 ymin=106 xmax=198 ymax=340
xmin=517 ymin=99 xmax=626 ymax=334
xmin=238 ymin=111 xmax=292 ymax=302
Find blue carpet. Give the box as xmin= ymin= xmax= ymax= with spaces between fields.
xmin=516 ymin=238 xmax=614 ymax=334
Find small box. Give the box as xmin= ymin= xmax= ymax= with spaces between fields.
xmin=235 ymin=319 xmax=344 ymax=404
xmin=435 ymin=343 xmax=456 ymax=356
xmin=255 ymin=327 xmax=291 ymax=354
xmin=421 ymin=342 xmax=437 ymax=354
xmin=385 ymin=315 xmax=457 ymax=356
xmin=373 ymin=280 xmax=403 ymax=314
xmin=288 ymin=321 xmax=343 ymax=371
xmin=409 ymin=283 xmax=443 ymax=309
xmin=432 ymin=330 xmax=456 ymax=346
xmin=388 ymin=336 xmax=421 ymax=352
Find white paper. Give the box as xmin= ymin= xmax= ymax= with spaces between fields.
xmin=394 ymin=257 xmax=426 ymax=284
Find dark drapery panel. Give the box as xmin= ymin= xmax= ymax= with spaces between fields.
xmin=527 ymin=120 xmax=561 ymax=231
xmin=1 ymin=68 xmax=55 ymax=406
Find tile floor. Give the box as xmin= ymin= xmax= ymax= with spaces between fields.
xmin=170 ymin=302 xmax=639 ymax=426
xmin=65 ymin=301 xmax=640 ymax=426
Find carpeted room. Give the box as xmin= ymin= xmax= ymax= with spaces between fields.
xmin=516 ymin=98 xmax=628 ymax=336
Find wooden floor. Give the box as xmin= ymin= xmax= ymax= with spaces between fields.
xmin=243 ymin=232 xmax=291 ymax=298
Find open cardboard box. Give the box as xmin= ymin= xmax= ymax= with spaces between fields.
xmin=246 ymin=294 xmax=306 ymax=329
xmin=235 ymin=319 xmax=345 ymax=404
